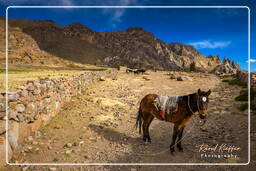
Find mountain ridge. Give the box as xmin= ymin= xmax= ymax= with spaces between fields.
xmin=0 ymin=17 xmax=240 ymax=74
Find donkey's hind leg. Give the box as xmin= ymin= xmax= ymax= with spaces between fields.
xmin=142 ymin=113 xmax=154 ymax=142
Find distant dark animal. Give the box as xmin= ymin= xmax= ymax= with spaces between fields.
xmin=135 ymin=89 xmax=211 ymax=154
xmin=126 ymin=68 xmax=146 ymax=74
xmin=126 ymin=68 xmax=136 ymax=73
xmin=134 ymin=69 xmax=146 ymax=74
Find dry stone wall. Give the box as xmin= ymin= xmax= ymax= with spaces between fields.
xmin=0 ymin=69 xmax=117 ymax=166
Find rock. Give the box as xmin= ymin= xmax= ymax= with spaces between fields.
xmin=35 ymin=131 xmax=42 ymax=138
xmin=177 ymin=76 xmax=192 ymax=81
xmin=8 ymin=109 xmax=18 ymax=121
xmin=49 ymin=168 xmax=57 ymax=171
xmin=8 ymin=93 xmax=19 ymax=102
xmin=89 ymin=137 xmax=96 ymax=142
xmin=48 ymin=146 xmax=53 ymax=150
xmin=54 ymin=125 xmax=62 ymax=129
xmin=32 ymin=141 xmax=38 ymax=145
xmin=65 ymin=150 xmax=72 ymax=154
xmin=142 ymin=76 xmax=150 ymax=81
xmin=0 ymin=102 xmax=6 ymax=112
xmin=16 ymin=104 xmax=25 ymax=113
xmin=27 ymin=136 xmax=33 ymax=142
xmin=0 ymin=112 xmax=5 ymax=119
xmin=27 ymin=146 xmax=33 ymax=151
xmin=17 ymin=114 xmax=25 ymax=122
xmin=79 ymin=141 xmax=84 ymax=146
xmin=73 ymin=142 xmax=79 ymax=146
xmin=99 ymin=77 xmax=106 ymax=81
xmin=64 ymin=143 xmax=72 ymax=148
xmin=170 ymin=74 xmax=177 ymax=79
xmin=26 ymin=103 xmax=36 ymax=114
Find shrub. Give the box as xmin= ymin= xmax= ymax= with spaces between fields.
xmin=190 ymin=62 xmax=196 ymax=71
xmin=235 ymin=89 xmax=256 ymax=101
xmin=228 ymin=78 xmax=247 ymax=88
xmin=238 ymin=103 xmax=256 ymax=111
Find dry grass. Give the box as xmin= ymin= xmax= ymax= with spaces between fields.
xmin=0 ymin=66 xmax=108 ymax=92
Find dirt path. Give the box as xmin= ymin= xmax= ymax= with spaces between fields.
xmin=4 ymin=71 xmax=251 ymax=170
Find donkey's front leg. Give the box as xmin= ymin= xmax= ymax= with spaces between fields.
xmin=170 ymin=124 xmax=179 ymax=154
xmin=177 ymin=127 xmax=185 ymax=152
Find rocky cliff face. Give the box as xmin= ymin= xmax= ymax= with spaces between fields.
xmin=1 ymin=17 xmax=241 ymax=73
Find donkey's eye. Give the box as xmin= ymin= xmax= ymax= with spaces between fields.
xmin=202 ymin=97 xmax=207 ymax=102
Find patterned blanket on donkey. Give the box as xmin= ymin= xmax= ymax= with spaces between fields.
xmin=153 ymin=96 xmax=179 ymax=119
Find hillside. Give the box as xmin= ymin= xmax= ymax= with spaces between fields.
xmin=0 ymin=17 xmax=240 ymax=73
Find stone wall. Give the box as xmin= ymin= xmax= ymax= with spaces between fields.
xmin=0 ymin=69 xmax=117 ymax=166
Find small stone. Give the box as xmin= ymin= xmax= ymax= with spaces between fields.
xmin=27 ymin=136 xmax=33 ymax=142
xmin=64 ymin=143 xmax=72 ymax=148
xmin=54 ymin=125 xmax=62 ymax=129
xmin=99 ymin=77 xmax=105 ymax=81
xmin=27 ymin=146 xmax=33 ymax=151
xmin=8 ymin=94 xmax=19 ymax=102
xmin=16 ymin=104 xmax=25 ymax=113
xmin=49 ymin=168 xmax=57 ymax=171
xmin=17 ymin=114 xmax=25 ymax=122
xmin=32 ymin=141 xmax=38 ymax=145
xmin=48 ymin=146 xmax=53 ymax=150
xmin=65 ymin=150 xmax=72 ymax=154
xmin=79 ymin=141 xmax=84 ymax=146
xmin=142 ymin=76 xmax=150 ymax=81
xmin=170 ymin=74 xmax=177 ymax=79
xmin=73 ymin=142 xmax=79 ymax=146
xmin=177 ymin=76 xmax=192 ymax=81
xmin=89 ymin=137 xmax=96 ymax=142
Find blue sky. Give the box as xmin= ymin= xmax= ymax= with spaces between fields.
xmin=0 ymin=0 xmax=255 ymax=71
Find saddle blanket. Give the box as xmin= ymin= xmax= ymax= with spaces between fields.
xmin=153 ymin=95 xmax=179 ymax=119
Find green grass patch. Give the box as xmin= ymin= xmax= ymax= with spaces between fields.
xmin=238 ymin=103 xmax=256 ymax=111
xmin=0 ymin=68 xmax=42 ymax=73
xmin=222 ymin=79 xmax=230 ymax=82
xmin=235 ymin=89 xmax=256 ymax=101
xmin=228 ymin=78 xmax=247 ymax=88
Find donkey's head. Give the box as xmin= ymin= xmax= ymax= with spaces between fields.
xmin=197 ymin=89 xmax=211 ymax=119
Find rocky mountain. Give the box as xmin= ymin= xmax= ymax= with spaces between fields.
xmin=0 ymin=17 xmax=241 ymax=73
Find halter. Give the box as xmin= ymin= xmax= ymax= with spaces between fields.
xmin=187 ymin=93 xmax=201 ymax=115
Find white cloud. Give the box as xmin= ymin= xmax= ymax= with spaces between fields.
xmin=188 ymin=40 xmax=231 ymax=49
xmin=246 ymin=59 xmax=256 ymax=63
xmin=60 ymin=0 xmax=75 ymax=6
xmin=102 ymin=0 xmax=139 ymax=22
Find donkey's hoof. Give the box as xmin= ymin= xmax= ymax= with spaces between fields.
xmin=147 ymin=139 xmax=152 ymax=143
xmin=143 ymin=137 xmax=147 ymax=142
xmin=178 ymin=147 xmax=183 ymax=152
xmin=170 ymin=148 xmax=175 ymax=154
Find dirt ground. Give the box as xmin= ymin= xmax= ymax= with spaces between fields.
xmin=3 ymin=71 xmax=255 ymax=171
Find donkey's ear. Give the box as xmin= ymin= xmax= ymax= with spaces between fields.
xmin=207 ymin=89 xmax=211 ymax=96
xmin=198 ymin=88 xmax=201 ymax=94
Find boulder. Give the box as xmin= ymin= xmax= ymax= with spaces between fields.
xmin=177 ymin=76 xmax=192 ymax=81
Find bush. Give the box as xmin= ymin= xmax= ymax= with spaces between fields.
xmin=235 ymin=89 xmax=256 ymax=101
xmin=238 ymin=103 xmax=256 ymax=111
xmin=190 ymin=62 xmax=196 ymax=71
xmin=228 ymin=78 xmax=247 ymax=88
xmin=222 ymin=79 xmax=230 ymax=82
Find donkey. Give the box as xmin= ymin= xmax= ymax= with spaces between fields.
xmin=135 ymin=89 xmax=211 ymax=153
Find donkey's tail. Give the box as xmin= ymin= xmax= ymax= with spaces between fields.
xmin=135 ymin=108 xmax=143 ymax=134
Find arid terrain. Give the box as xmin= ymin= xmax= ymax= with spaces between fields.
xmin=3 ymin=71 xmax=253 ymax=171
